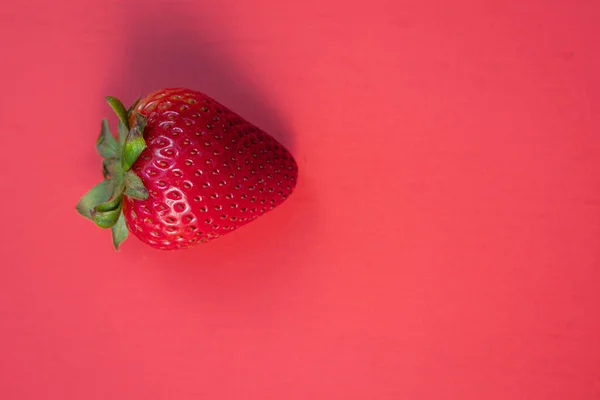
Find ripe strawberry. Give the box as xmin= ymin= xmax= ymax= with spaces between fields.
xmin=76 ymin=88 xmax=298 ymax=251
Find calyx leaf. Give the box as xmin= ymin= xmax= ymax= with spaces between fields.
xmin=127 ymin=98 xmax=141 ymax=117
xmin=118 ymin=120 xmax=129 ymax=145
xmin=95 ymin=194 xmax=122 ymax=213
xmin=96 ymin=119 xmax=119 ymax=158
xmin=91 ymin=204 xmax=122 ymax=229
xmin=76 ymin=95 xmax=151 ymax=251
xmin=102 ymin=159 xmax=111 ymax=179
xmin=105 ymin=96 xmax=130 ymax=130
xmin=135 ymin=112 xmax=147 ymax=132
xmin=125 ymin=170 xmax=149 ymax=200
xmin=76 ymin=180 xmax=113 ymax=220
xmin=112 ymin=212 xmax=129 ymax=251
xmin=121 ymin=114 xmax=147 ymax=172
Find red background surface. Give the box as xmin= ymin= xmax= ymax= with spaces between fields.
xmin=1 ymin=0 xmax=599 ymax=399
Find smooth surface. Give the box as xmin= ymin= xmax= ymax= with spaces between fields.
xmin=1 ymin=0 xmax=599 ymax=399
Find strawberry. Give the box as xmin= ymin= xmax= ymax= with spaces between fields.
xmin=76 ymin=88 xmax=298 ymax=251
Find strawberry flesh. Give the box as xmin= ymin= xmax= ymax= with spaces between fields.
xmin=121 ymin=88 xmax=298 ymax=250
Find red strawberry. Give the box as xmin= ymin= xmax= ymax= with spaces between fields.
xmin=76 ymin=88 xmax=298 ymax=251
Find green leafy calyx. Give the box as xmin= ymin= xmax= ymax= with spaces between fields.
xmin=75 ymin=96 xmax=148 ymax=251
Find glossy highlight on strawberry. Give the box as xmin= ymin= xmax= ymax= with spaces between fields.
xmin=76 ymin=88 xmax=298 ymax=251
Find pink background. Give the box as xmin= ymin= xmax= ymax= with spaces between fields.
xmin=1 ymin=0 xmax=599 ymax=399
